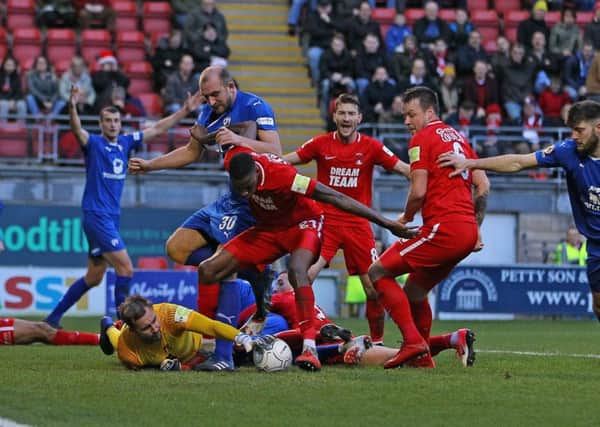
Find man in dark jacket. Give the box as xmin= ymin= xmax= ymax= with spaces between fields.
xmin=497 ymin=43 xmax=536 ymax=123
xmin=517 ymin=0 xmax=550 ymax=51
xmin=319 ymin=33 xmax=356 ymax=119
xmin=413 ymin=1 xmax=450 ymax=50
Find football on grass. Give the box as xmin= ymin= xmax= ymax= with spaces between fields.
xmin=253 ymin=338 xmax=293 ymax=372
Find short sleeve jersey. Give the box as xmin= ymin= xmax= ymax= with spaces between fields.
xmin=117 ymin=303 xmax=198 ymax=368
xmin=536 ymin=139 xmax=600 ymax=242
xmin=82 ymin=132 xmax=143 ymax=215
xmin=408 ymin=120 xmax=476 ymax=225
xmin=196 ymin=90 xmax=277 ymax=133
xmin=296 ymin=131 xmax=399 ymax=224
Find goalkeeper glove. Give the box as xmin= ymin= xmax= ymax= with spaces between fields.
xmin=159 ymin=358 xmax=182 ymax=371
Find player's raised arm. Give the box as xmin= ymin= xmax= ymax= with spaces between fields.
xmin=141 ymin=90 xmax=204 ymax=141
xmin=69 ymin=85 xmax=89 ymax=146
xmin=311 ymin=182 xmax=417 ymax=239
xmin=437 ymin=152 xmax=539 ymax=177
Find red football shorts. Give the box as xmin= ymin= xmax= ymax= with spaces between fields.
xmin=0 ymin=317 xmax=15 ymax=345
xmin=224 ymin=216 xmax=323 ymax=268
xmin=321 ymin=220 xmax=377 ymax=275
xmin=379 ymin=221 xmax=478 ymax=291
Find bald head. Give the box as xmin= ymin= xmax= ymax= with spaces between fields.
xmin=199 ymin=66 xmax=234 ymax=86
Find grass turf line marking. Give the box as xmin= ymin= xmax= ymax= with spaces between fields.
xmin=479 ymin=349 xmax=600 ymax=359
xmin=0 ymin=417 xmax=32 ymax=427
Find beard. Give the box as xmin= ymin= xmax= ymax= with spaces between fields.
xmin=141 ymin=331 xmax=162 ymax=343
xmin=577 ymin=132 xmax=600 ymax=156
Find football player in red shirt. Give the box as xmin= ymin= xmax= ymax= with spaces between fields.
xmin=283 ymin=93 xmax=410 ymax=345
xmin=198 ymin=149 xmax=415 ymax=371
xmin=0 ymin=317 xmax=99 ymax=346
xmin=368 ymin=86 xmax=490 ymax=369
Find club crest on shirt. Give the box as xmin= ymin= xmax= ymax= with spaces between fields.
xmin=223 ymin=117 xmax=231 ymax=126
xmin=542 ymin=145 xmax=554 ymax=156
xmin=586 ymin=186 xmax=600 ymax=211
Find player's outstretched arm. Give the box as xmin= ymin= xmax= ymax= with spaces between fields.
xmin=69 ymin=85 xmax=89 ymax=146
xmin=142 ymin=91 xmax=204 ymax=141
xmin=128 ymin=138 xmax=204 ymax=174
xmin=311 ymin=182 xmax=417 ymax=239
xmin=437 ymin=152 xmax=539 ymax=176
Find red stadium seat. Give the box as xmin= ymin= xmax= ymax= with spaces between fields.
xmin=123 ymin=61 xmax=153 ymax=95
xmin=478 ymin=26 xmax=500 ymax=45
xmin=504 ymin=10 xmax=530 ymax=29
xmin=54 ymin=59 xmax=72 ymax=75
xmin=438 ymin=9 xmax=456 ymax=23
xmin=116 ymin=31 xmax=147 ymax=63
xmin=405 ymin=9 xmax=425 ymax=26
xmin=148 ymin=32 xmax=170 ymax=55
xmin=137 ymin=256 xmax=169 ymax=269
xmin=6 ymin=0 xmax=36 ymax=31
xmin=483 ymin=39 xmax=497 ymax=53
xmin=142 ymin=2 xmax=173 ymax=35
xmin=46 ymin=29 xmax=77 ymax=65
xmin=58 ymin=131 xmax=83 ymax=159
xmin=576 ymin=12 xmax=594 ymax=30
xmin=138 ymin=92 xmax=163 ymax=117
xmin=466 ymin=0 xmax=489 ymax=12
xmin=113 ymin=0 xmax=139 ymax=31
xmin=0 ymin=123 xmax=29 ymax=158
xmin=471 ymin=10 xmax=498 ymax=27
xmin=494 ymin=0 xmax=521 ymax=18
xmin=380 ymin=24 xmax=391 ymax=40
xmin=12 ymin=28 xmax=43 ymax=65
xmin=504 ymin=26 xmax=517 ymax=43
xmin=0 ymin=28 xmax=6 ymax=60
xmin=372 ymin=8 xmax=396 ymax=25
xmin=80 ymin=30 xmax=112 ymax=64
xmin=545 ymin=11 xmax=561 ymax=26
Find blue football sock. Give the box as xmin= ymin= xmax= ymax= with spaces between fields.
xmin=316 ymin=344 xmax=341 ymax=363
xmin=114 ymin=275 xmax=132 ymax=316
xmin=185 ymin=246 xmax=215 ymax=266
xmin=214 ymin=280 xmax=241 ymax=362
xmin=45 ymin=277 xmax=90 ymax=326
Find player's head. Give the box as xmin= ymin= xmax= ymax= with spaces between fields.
xmin=119 ymin=295 xmax=162 ymax=343
xmin=199 ymin=66 xmax=236 ymax=115
xmin=229 ymin=152 xmax=258 ymax=198
xmin=566 ymin=100 xmax=600 ymax=156
xmin=401 ymin=86 xmax=439 ymax=135
xmin=99 ymin=106 xmax=122 ymax=142
xmin=333 ymin=93 xmax=362 ymax=141
xmin=272 ymin=271 xmax=293 ymax=294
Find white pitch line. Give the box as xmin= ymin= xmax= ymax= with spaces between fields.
xmin=0 ymin=417 xmax=32 ymax=427
xmin=479 ymin=349 xmax=600 ymax=359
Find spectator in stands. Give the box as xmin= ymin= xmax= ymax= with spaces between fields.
xmin=549 ymin=8 xmax=582 ymax=61
xmin=390 ymin=35 xmax=421 ymax=84
xmin=354 ymin=33 xmax=393 ymax=96
xmin=76 ymin=1 xmax=116 ymax=32
xmin=318 ymin=33 xmax=356 ymax=120
xmin=304 ymin=0 xmax=343 ymax=87
xmin=377 ymin=94 xmax=408 ymax=160
xmin=36 ymin=1 xmax=76 ymax=28
xmin=448 ymin=8 xmax=475 ymax=50
xmin=584 ymin=3 xmax=600 ymax=51
xmin=585 ymin=47 xmax=600 ymax=102
xmin=554 ymin=226 xmax=586 ymax=265
xmin=91 ymin=51 xmax=130 ymax=112
xmin=462 ymin=59 xmax=499 ymax=119
xmin=445 ymin=100 xmax=483 ymax=136
xmin=163 ymin=54 xmax=200 ymax=115
xmin=423 ymin=38 xmax=454 ymax=83
xmin=347 ymin=2 xmax=383 ymax=53
xmin=413 ymin=1 xmax=450 ymax=50
xmin=490 ymin=35 xmax=511 ymax=75
xmin=455 ymin=30 xmax=488 ymax=78
xmin=110 ymin=86 xmax=145 ymax=122
xmin=528 ymin=31 xmax=560 ymax=94
xmin=25 ymin=56 xmax=62 ymax=117
xmin=385 ymin=12 xmax=412 ymax=56
xmin=520 ymin=95 xmax=542 ymax=152
xmin=538 ymin=74 xmax=571 ymax=126
xmin=563 ymin=41 xmax=593 ymax=101
xmin=150 ymin=30 xmax=188 ymax=92
xmin=58 ymin=56 xmax=95 ymax=116
xmin=439 ymin=64 xmax=459 ymax=120
xmin=362 ymin=66 xmax=397 ymax=123
xmin=189 ymin=22 xmax=231 ymax=73
xmin=378 ymin=93 xmax=403 ymax=125
xmin=172 ymin=0 xmax=198 ymax=29
xmin=481 ymin=103 xmax=503 ymax=156
xmin=497 ymin=43 xmax=536 ymax=124
xmin=185 ymin=0 xmax=228 ymax=45
xmin=0 ymin=56 xmax=27 ymax=122
xmin=517 ymin=0 xmax=550 ymax=51
xmin=397 ymin=57 xmax=438 ymax=94
xmin=287 ymin=0 xmax=316 ymax=36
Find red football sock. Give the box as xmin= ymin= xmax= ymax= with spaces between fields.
xmin=275 ymin=328 xmax=303 ymax=353
xmin=429 ymin=333 xmax=452 ymax=357
xmin=410 ymin=299 xmax=432 ymax=343
xmin=197 ymin=283 xmax=219 ymax=340
xmin=52 ymin=330 xmax=99 ymax=345
xmin=374 ymin=277 xmax=423 ymax=344
xmin=366 ymin=298 xmax=385 ymax=344
xmin=295 ymin=285 xmax=316 ymax=341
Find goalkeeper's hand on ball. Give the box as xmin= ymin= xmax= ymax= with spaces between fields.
xmin=160 ymin=358 xmax=182 ymax=371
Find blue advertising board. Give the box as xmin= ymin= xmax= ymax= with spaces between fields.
xmin=436 ymin=266 xmax=594 ymax=319
xmin=105 ymin=270 xmax=197 ymax=317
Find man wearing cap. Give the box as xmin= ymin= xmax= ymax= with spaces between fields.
xmin=517 ymin=0 xmax=550 ymax=51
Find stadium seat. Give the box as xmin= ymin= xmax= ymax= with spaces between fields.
xmin=138 ymin=92 xmax=163 ymax=117
xmin=46 ymin=29 xmax=78 ymax=65
xmin=504 ymin=10 xmax=530 ymax=29
xmin=504 ymin=26 xmax=517 ymax=43
xmin=58 ymin=131 xmax=83 ymax=160
xmin=371 ymin=8 xmax=396 ymax=25
xmin=438 ymin=9 xmax=456 ymax=23
xmin=80 ymin=30 xmax=112 ymax=64
xmin=471 ymin=10 xmax=498 ymax=27
xmin=478 ymin=26 xmax=499 ymax=45
xmin=123 ymin=61 xmax=153 ymax=95
xmin=466 ymin=0 xmax=489 ymax=12
xmin=145 ymin=135 xmax=170 ymax=154
xmin=54 ymin=59 xmax=72 ymax=75
xmin=113 ymin=0 xmax=139 ymax=32
xmin=494 ymin=0 xmax=521 ymax=18
xmin=6 ymin=0 xmax=36 ymax=31
xmin=12 ymin=28 xmax=43 ymax=65
xmin=142 ymin=2 xmax=173 ymax=35
xmin=137 ymin=256 xmax=169 ymax=269
xmin=116 ymin=31 xmax=147 ymax=63
xmin=405 ymin=9 xmax=425 ymax=26
xmin=483 ymin=39 xmax=497 ymax=53
xmin=576 ymin=12 xmax=593 ymax=30
xmin=545 ymin=11 xmax=561 ymax=26
xmin=0 ymin=123 xmax=29 ymax=158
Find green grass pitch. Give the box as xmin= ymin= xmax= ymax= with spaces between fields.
xmin=1 ymin=318 xmax=599 ymax=427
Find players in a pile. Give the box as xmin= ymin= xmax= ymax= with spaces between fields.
xmin=1 ymin=317 xmax=99 ymax=346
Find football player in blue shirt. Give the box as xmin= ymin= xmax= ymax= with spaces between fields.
xmin=128 ymin=66 xmax=281 ymax=370
xmin=438 ymin=100 xmax=600 ymax=321
xmin=44 ymin=85 xmax=203 ymax=328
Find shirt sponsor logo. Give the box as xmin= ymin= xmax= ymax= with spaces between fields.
xmin=256 ymin=117 xmax=274 ymax=126
xmin=409 ymin=146 xmax=420 ymax=163
xmin=174 ymin=305 xmax=191 ymax=323
xmin=585 ymin=186 xmax=600 ymax=211
xmin=251 ymin=194 xmax=278 ymax=211
xmin=132 ymin=131 xmax=141 ymax=141
xmin=329 ymin=167 xmax=359 ymax=188
xmin=436 ymin=127 xmax=464 ymax=143
xmin=291 ymin=174 xmax=311 ymax=194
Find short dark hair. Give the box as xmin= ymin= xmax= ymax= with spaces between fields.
xmin=402 ymin=86 xmax=439 ymax=115
xmin=100 ymin=106 xmax=120 ymax=118
xmin=566 ymin=100 xmax=600 ymax=128
xmin=229 ymin=152 xmax=256 ymax=180
xmin=334 ymin=93 xmax=360 ymax=111
xmin=119 ymin=295 xmax=153 ymax=328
